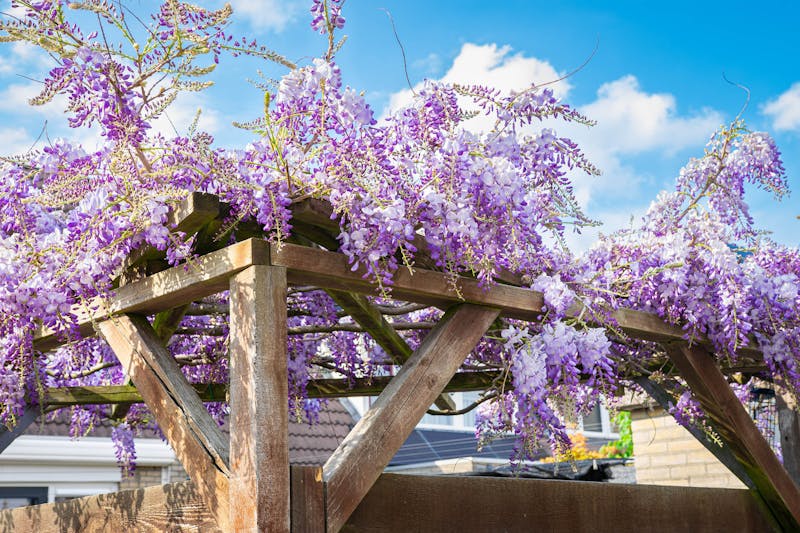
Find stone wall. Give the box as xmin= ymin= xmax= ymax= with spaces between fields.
xmin=119 ymin=466 xmax=164 ymax=491
xmin=631 ymin=406 xmax=744 ymax=488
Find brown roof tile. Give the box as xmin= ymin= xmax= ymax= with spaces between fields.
xmin=23 ymin=400 xmax=355 ymax=466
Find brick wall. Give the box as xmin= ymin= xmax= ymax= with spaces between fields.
xmin=119 ymin=466 xmax=164 ymax=491
xmin=118 ymin=463 xmax=190 ymax=491
xmin=631 ymin=406 xmax=744 ymax=488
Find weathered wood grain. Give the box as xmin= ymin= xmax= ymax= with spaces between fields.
xmin=45 ymin=383 xmax=228 ymax=406
xmin=229 ymin=265 xmax=290 ymax=532
xmin=35 ymin=238 xmax=270 ymax=351
xmin=665 ymin=342 xmax=800 ymax=531
xmin=97 ymin=314 xmax=231 ymax=531
xmin=291 ymin=466 xmax=325 ymax=533
xmin=0 ymin=473 xmax=771 ymax=533
xmin=344 ymin=473 xmax=773 ymax=533
xmin=0 ymin=480 xmax=220 ymax=532
xmin=323 ymin=304 xmax=500 ymax=533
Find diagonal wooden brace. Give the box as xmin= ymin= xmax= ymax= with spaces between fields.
xmin=325 ymin=289 xmax=456 ymax=411
xmin=664 ymin=342 xmax=800 ymax=530
xmin=97 ymin=314 xmax=232 ymax=531
xmin=0 ymin=405 xmax=40 ymax=455
xmin=228 ymin=265 xmax=290 ymax=533
xmin=322 ymin=304 xmax=500 ymax=533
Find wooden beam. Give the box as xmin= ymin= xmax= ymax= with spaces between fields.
xmin=271 ymin=243 xmax=761 ymax=357
xmin=323 ymin=304 xmax=500 ymax=532
xmin=325 ymin=289 xmax=456 ymax=411
xmin=118 ymin=192 xmax=221 ymax=284
xmin=44 ymin=371 xmax=499 ymax=407
xmin=665 ymin=343 xmax=800 ymax=530
xmin=35 ymin=237 xmax=763 ymax=360
xmin=228 ymin=265 xmax=290 ymax=532
xmin=35 ymin=238 xmax=270 ymax=351
xmin=44 ymin=383 xmax=228 ymax=406
xmin=97 ymin=314 xmax=231 ymax=531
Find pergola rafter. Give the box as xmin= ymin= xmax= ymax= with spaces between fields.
xmin=1 ymin=193 xmax=797 ymax=532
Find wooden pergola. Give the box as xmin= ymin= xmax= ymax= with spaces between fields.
xmin=1 ymin=193 xmax=799 ymax=531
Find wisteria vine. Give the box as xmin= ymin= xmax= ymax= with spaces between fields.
xmin=0 ymin=0 xmax=797 ymax=473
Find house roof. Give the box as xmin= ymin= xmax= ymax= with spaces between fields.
xmin=22 ymin=399 xmax=355 ymax=467
xmin=390 ymin=428 xmax=611 ymax=466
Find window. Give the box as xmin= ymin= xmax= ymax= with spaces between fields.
xmin=0 ymin=487 xmax=48 ymax=510
xmin=579 ymin=402 xmax=617 ymax=439
xmin=419 ymin=392 xmax=481 ymax=429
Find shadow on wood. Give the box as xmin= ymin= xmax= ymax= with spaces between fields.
xmin=0 ymin=473 xmax=772 ymax=533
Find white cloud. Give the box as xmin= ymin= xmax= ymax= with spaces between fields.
xmin=558 ymin=76 xmax=722 ymax=213
xmin=762 ymin=82 xmax=800 ymax=132
xmin=0 ymin=126 xmax=35 ymax=155
xmin=579 ymin=76 xmax=722 ymax=155
xmin=384 ymin=43 xmax=570 ymax=125
xmin=229 ymin=0 xmax=303 ymax=32
xmin=1 ymin=1 xmax=27 ymax=20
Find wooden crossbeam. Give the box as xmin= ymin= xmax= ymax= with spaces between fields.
xmin=118 ymin=192 xmax=221 ymax=284
xmin=664 ymin=343 xmax=800 ymax=530
xmin=44 ymin=371 xmax=500 ymax=407
xmin=228 ymin=265 xmax=290 ymax=532
xmin=45 ymin=383 xmax=228 ymax=406
xmin=97 ymin=314 xmax=232 ymax=531
xmin=35 ymin=238 xmax=270 ymax=350
xmin=271 ymin=243 xmax=762 ymax=357
xmin=32 ymin=238 xmax=763 ymax=361
xmin=323 ymin=304 xmax=500 ymax=532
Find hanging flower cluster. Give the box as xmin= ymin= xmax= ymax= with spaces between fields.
xmin=0 ymin=0 xmax=796 ymax=472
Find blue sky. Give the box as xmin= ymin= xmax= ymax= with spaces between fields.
xmin=0 ymin=0 xmax=798 ymax=248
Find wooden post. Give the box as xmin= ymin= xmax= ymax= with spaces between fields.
xmin=229 ymin=265 xmax=290 ymax=533
xmin=291 ymin=466 xmax=325 ymax=533
xmin=97 ymin=314 xmax=231 ymax=531
xmin=665 ymin=342 xmax=800 ymax=530
xmin=776 ymin=388 xmax=800 ymax=486
xmin=323 ymin=304 xmax=500 ymax=532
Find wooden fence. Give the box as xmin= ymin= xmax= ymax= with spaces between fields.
xmin=0 ymin=468 xmax=773 ymax=532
